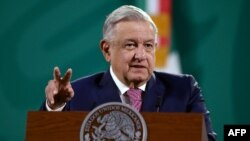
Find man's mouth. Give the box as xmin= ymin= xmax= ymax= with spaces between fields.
xmin=130 ymin=65 xmax=146 ymax=68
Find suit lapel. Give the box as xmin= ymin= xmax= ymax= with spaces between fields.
xmin=96 ymin=70 xmax=121 ymax=105
xmin=142 ymin=73 xmax=167 ymax=112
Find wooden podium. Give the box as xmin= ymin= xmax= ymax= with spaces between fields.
xmin=26 ymin=112 xmax=208 ymax=141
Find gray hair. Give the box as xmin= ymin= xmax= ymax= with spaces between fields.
xmin=103 ymin=5 xmax=158 ymax=41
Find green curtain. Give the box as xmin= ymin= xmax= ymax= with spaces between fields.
xmin=0 ymin=0 xmax=134 ymax=140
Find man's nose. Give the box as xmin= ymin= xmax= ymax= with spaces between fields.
xmin=134 ymin=45 xmax=146 ymax=60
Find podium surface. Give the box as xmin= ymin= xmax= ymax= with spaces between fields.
xmin=26 ymin=112 xmax=207 ymax=141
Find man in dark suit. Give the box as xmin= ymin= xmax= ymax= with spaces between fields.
xmin=41 ymin=5 xmax=216 ymax=140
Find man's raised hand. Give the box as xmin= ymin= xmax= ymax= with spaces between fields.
xmin=45 ymin=67 xmax=74 ymax=110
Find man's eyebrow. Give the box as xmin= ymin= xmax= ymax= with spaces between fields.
xmin=124 ymin=39 xmax=137 ymax=42
xmin=143 ymin=39 xmax=155 ymax=43
xmin=145 ymin=39 xmax=154 ymax=42
xmin=124 ymin=39 xmax=155 ymax=42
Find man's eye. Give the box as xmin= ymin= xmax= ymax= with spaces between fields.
xmin=145 ymin=44 xmax=153 ymax=48
xmin=125 ymin=43 xmax=136 ymax=49
xmin=145 ymin=43 xmax=154 ymax=51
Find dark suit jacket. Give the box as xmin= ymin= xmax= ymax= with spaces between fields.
xmin=41 ymin=70 xmax=216 ymax=140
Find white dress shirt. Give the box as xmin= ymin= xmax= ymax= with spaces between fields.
xmin=109 ymin=66 xmax=146 ymax=104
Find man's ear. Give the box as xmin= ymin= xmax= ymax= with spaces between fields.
xmin=100 ymin=40 xmax=111 ymax=62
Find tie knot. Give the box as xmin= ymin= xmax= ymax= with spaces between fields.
xmin=126 ymin=88 xmax=142 ymax=101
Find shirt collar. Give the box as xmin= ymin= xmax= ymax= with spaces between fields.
xmin=110 ymin=66 xmax=146 ymax=95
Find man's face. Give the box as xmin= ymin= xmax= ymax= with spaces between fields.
xmin=102 ymin=21 xmax=157 ymax=87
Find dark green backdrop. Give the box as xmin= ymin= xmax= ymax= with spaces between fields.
xmin=0 ymin=0 xmax=249 ymax=141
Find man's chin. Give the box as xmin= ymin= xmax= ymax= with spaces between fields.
xmin=128 ymin=75 xmax=149 ymax=84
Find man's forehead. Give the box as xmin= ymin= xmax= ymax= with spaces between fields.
xmin=110 ymin=21 xmax=157 ymax=42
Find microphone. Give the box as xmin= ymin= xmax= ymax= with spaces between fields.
xmin=155 ymin=96 xmax=163 ymax=112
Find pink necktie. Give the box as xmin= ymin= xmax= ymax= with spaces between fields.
xmin=126 ymin=88 xmax=142 ymax=112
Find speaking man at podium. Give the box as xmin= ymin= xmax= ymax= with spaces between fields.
xmin=40 ymin=5 xmax=216 ymax=141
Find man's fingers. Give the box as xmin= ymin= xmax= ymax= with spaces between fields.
xmin=53 ymin=67 xmax=72 ymax=85
xmin=46 ymin=87 xmax=55 ymax=105
xmin=67 ymin=86 xmax=74 ymax=98
xmin=61 ymin=68 xmax=72 ymax=84
xmin=45 ymin=80 xmax=59 ymax=105
xmin=64 ymin=87 xmax=74 ymax=102
xmin=53 ymin=66 xmax=61 ymax=81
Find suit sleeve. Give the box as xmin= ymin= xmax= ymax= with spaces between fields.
xmin=39 ymin=100 xmax=48 ymax=111
xmin=187 ymin=75 xmax=217 ymax=141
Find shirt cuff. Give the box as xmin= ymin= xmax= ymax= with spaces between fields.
xmin=45 ymin=99 xmax=66 ymax=111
